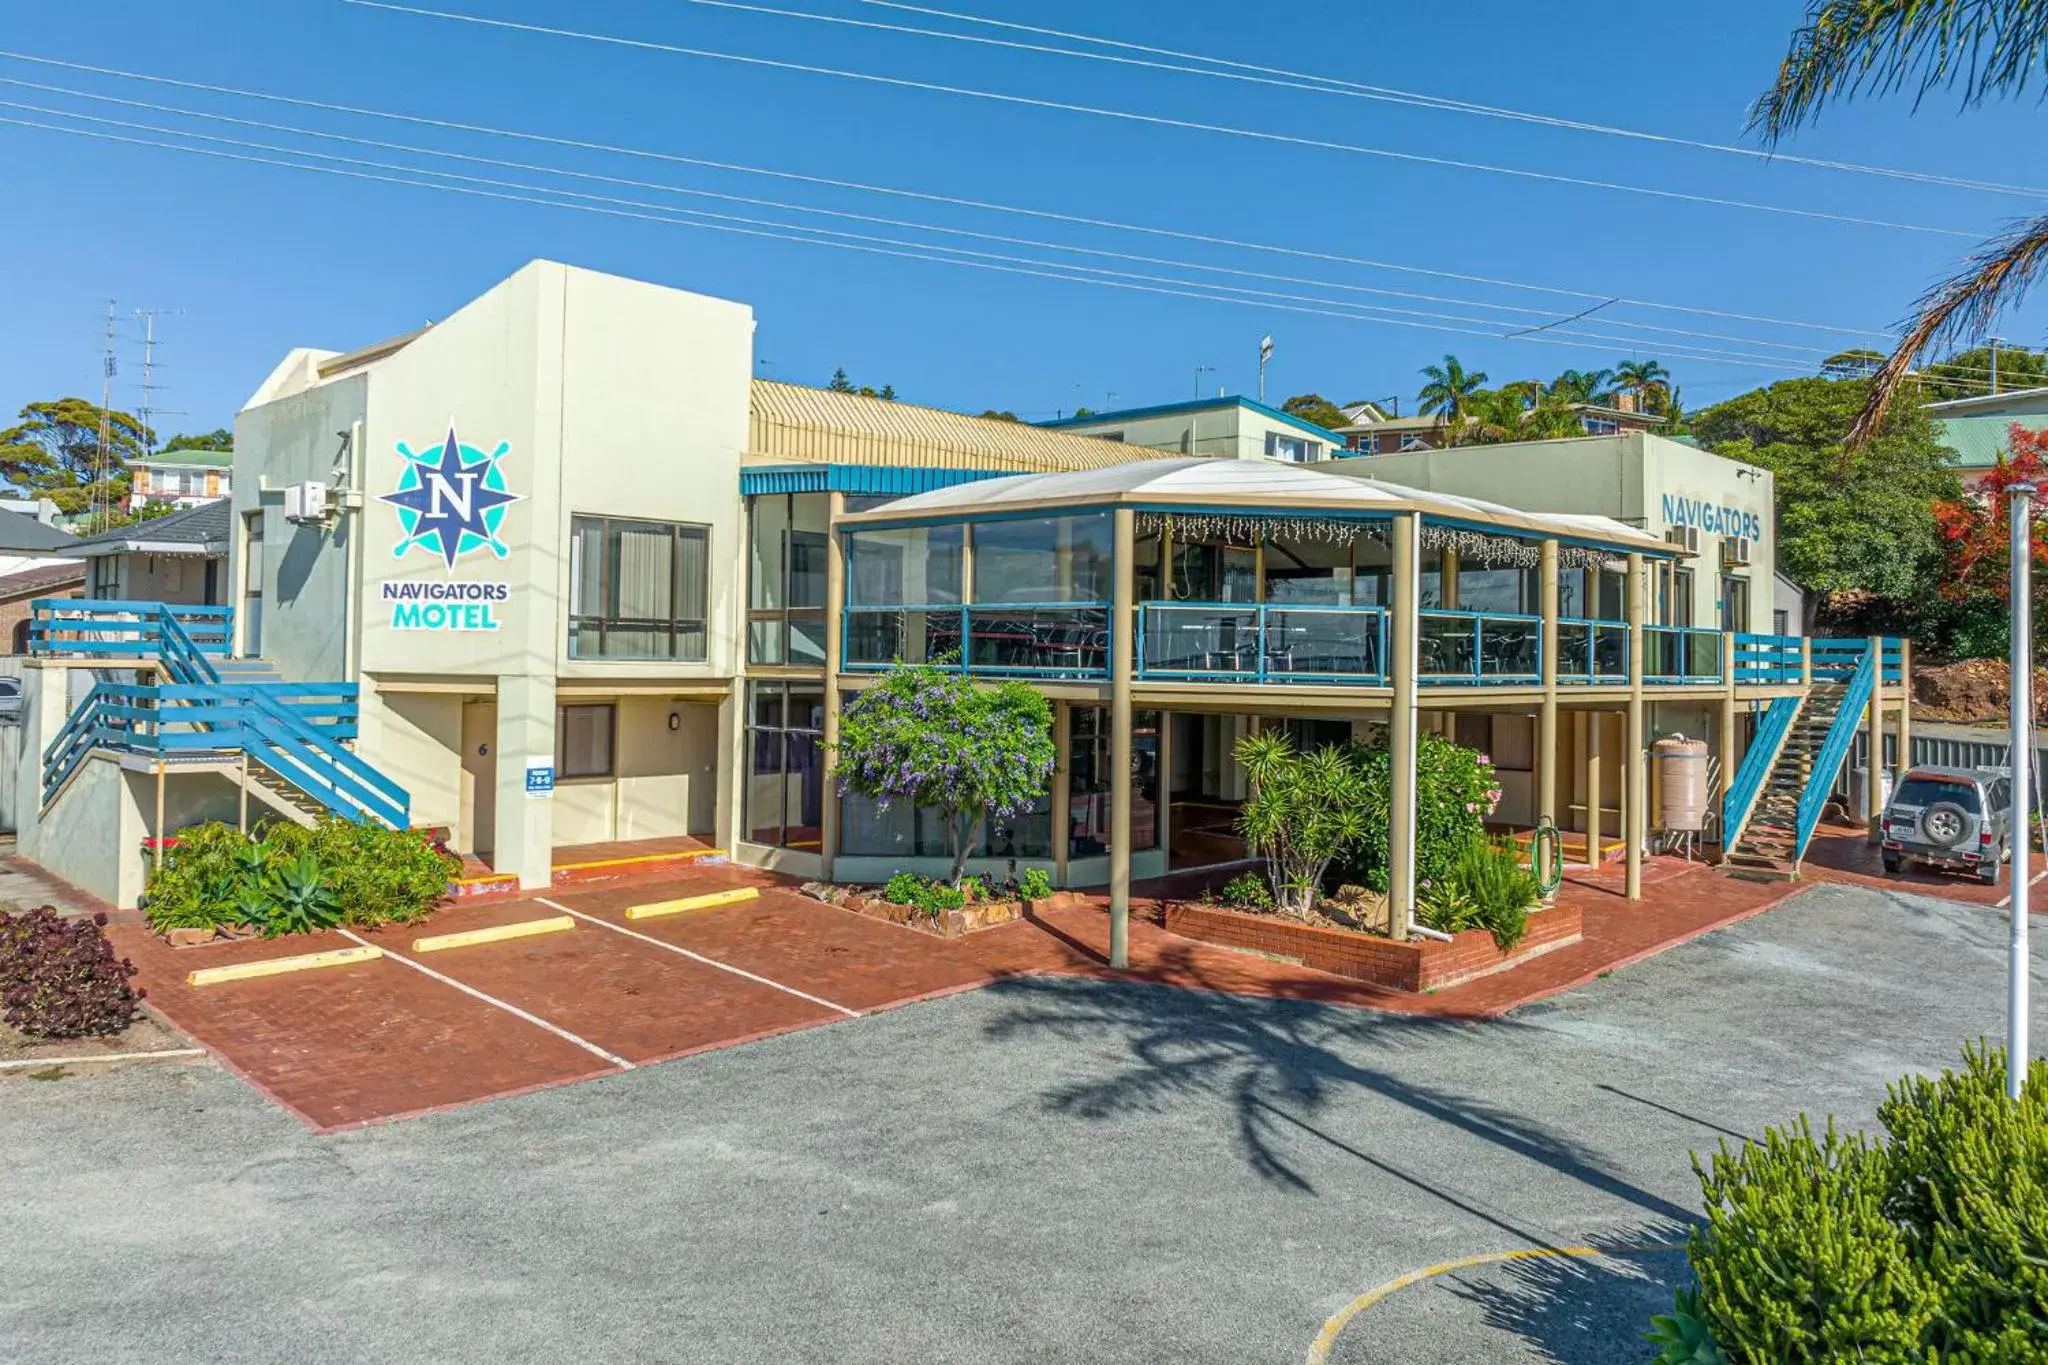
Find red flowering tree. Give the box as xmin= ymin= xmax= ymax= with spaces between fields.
xmin=1932 ymin=424 xmax=2048 ymax=608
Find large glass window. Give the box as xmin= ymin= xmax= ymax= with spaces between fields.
xmin=1721 ymin=574 xmax=1751 ymax=632
xmin=847 ymin=524 xmax=964 ymax=606
xmin=568 ymin=516 xmax=709 ymax=660
xmin=1457 ymin=566 xmax=1538 ymax=614
xmin=745 ymin=682 xmax=823 ymax=850
xmin=1067 ymin=707 xmax=1160 ymax=858
xmin=747 ymin=493 xmax=829 ymax=666
xmin=970 ymin=513 xmax=1112 ymax=603
xmin=837 ymin=684 xmax=1053 ymax=860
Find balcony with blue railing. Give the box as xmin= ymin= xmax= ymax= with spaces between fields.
xmin=1555 ymin=618 xmax=1630 ymax=684
xmin=30 ymin=599 xmax=233 ymax=663
xmin=1644 ymin=625 xmax=1724 ymax=685
xmin=1137 ymin=602 xmax=1388 ymax=684
xmin=1419 ymin=609 xmax=1541 ymax=685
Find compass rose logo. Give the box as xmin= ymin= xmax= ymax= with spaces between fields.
xmin=380 ymin=425 xmax=522 ymax=570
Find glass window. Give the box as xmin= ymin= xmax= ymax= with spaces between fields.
xmin=1673 ymin=567 xmax=1695 ymax=628
xmin=1559 ymin=567 xmax=1587 ymax=618
xmin=1418 ymin=545 xmax=1444 ymax=609
xmin=1067 ymin=707 xmax=1160 ymax=857
xmin=748 ymin=493 xmax=831 ymax=667
xmin=1457 ymin=567 xmax=1536 ymax=614
xmin=1264 ymin=432 xmax=1321 ymax=463
xmin=744 ymin=682 xmax=824 ymax=850
xmin=568 ymin=515 xmax=710 ymax=660
xmin=848 ymin=524 xmax=964 ymax=606
xmin=1264 ymin=531 xmax=1354 ymax=606
xmin=1721 ymin=575 xmax=1751 ymax=632
xmin=970 ymin=513 xmax=1112 ymax=604
xmin=557 ymin=704 xmax=615 ymax=779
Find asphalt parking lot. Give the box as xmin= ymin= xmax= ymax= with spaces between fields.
xmin=4 ymin=881 xmax=2043 ymax=1364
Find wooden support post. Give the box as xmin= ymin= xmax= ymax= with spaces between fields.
xmin=1051 ymin=701 xmax=1071 ymax=889
xmin=1388 ymin=512 xmax=1420 ymax=936
xmin=1718 ymin=632 xmax=1737 ymax=854
xmin=1585 ymin=712 xmax=1604 ymax=868
xmin=1157 ymin=708 xmax=1174 ymax=869
xmin=238 ymin=754 xmax=249 ymax=836
xmin=1109 ymin=507 xmax=1136 ymax=968
xmin=1625 ymin=552 xmax=1646 ymax=900
xmin=154 ymin=758 xmax=166 ymax=875
xmin=1538 ymin=539 xmax=1559 ymax=830
xmin=1866 ymin=633 xmax=1885 ymax=843
xmin=820 ymin=491 xmax=846 ymax=882
xmin=1897 ymin=637 xmax=1913 ymax=778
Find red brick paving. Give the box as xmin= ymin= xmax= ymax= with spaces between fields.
xmin=1801 ymin=823 xmax=2048 ymax=908
xmin=119 ymin=840 xmax=1952 ymax=1131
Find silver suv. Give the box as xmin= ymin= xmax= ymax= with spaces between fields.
xmin=1880 ymin=766 xmax=2012 ymax=885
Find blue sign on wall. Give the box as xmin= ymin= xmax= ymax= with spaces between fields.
xmin=524 ymin=761 xmax=555 ymax=799
xmin=1661 ymin=493 xmax=1762 ymax=543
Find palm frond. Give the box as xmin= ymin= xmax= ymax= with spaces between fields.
xmin=1849 ymin=211 xmax=2048 ymax=445
xmin=1752 ymin=0 xmax=2048 ymax=143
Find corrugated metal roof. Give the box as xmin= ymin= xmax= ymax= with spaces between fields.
xmin=1935 ymin=412 xmax=2046 ymax=469
xmin=749 ymin=380 xmax=1181 ymax=472
xmin=738 ymin=464 xmax=1017 ymax=497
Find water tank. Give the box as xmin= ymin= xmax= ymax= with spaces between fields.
xmin=1655 ymin=735 xmax=1710 ymax=831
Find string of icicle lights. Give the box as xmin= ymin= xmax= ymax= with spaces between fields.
xmin=1137 ymin=512 xmax=1607 ymax=569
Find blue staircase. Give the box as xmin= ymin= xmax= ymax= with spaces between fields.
xmin=31 ymin=599 xmax=411 ymax=829
xmin=1721 ymin=638 xmax=1896 ymax=880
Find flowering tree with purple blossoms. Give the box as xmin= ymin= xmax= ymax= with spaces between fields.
xmin=833 ymin=663 xmax=1057 ymax=886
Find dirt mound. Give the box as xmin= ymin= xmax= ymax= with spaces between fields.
xmin=1913 ymin=658 xmax=2048 ymax=724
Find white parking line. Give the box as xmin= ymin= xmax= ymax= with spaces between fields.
xmin=1996 ymin=867 xmax=2048 ymax=909
xmin=338 ymin=929 xmax=634 ymax=1069
xmin=536 ymin=898 xmax=862 ymax=1019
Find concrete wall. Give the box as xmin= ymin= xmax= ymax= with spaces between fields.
xmin=1333 ymin=433 xmax=1774 ymax=629
xmin=232 ymin=372 xmax=368 ymax=678
xmin=366 ymin=689 xmax=466 ymax=843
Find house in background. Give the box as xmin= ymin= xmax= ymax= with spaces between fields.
xmin=1338 ymin=395 xmax=1663 ymax=454
xmin=1924 ymin=386 xmax=2048 ymax=487
xmin=1039 ymin=396 xmax=1346 ymax=464
xmin=59 ymin=499 xmax=229 ymax=606
xmin=126 ymin=446 xmax=233 ymax=510
xmin=0 ymin=562 xmax=84 ymax=654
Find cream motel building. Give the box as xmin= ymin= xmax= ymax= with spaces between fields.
xmin=18 ymin=261 xmax=1906 ymax=934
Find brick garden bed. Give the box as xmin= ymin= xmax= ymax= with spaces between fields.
xmin=802 ymin=883 xmax=1090 ymax=938
xmin=1162 ymin=900 xmax=1583 ymax=992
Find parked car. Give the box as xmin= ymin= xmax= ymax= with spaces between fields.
xmin=1879 ymin=766 xmax=2012 ymax=885
xmin=0 ymin=676 xmax=21 ymax=722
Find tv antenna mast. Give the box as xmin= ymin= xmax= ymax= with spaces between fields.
xmin=133 ymin=307 xmax=187 ymax=453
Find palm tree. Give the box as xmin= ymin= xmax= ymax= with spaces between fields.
xmin=1547 ymin=368 xmax=1616 ymax=405
xmin=1416 ymin=354 xmax=1488 ymax=430
xmin=1454 ymin=389 xmax=1525 ymax=445
xmin=1753 ymin=0 xmax=2048 ymax=445
xmin=1525 ymin=395 xmax=1588 ymax=440
xmin=1612 ymin=358 xmax=1671 ymax=414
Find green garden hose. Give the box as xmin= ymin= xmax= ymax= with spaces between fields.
xmin=1530 ymin=819 xmax=1564 ymax=899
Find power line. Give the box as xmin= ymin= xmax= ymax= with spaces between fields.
xmin=0 ymin=104 xmax=1811 ymax=367
xmin=0 ymin=111 xmax=1814 ymax=372
xmin=0 ymin=79 xmax=1841 ymax=362
xmin=0 ymin=49 xmax=1900 ymax=341
xmin=339 ymin=0 xmax=1981 ymax=239
xmin=846 ymin=0 xmax=2048 ymax=200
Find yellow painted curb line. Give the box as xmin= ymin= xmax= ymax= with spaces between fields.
xmin=555 ymin=847 xmax=727 ymax=873
xmin=187 ymin=945 xmax=384 ymax=987
xmin=1305 ymin=1242 xmax=1686 ymax=1363
xmin=411 ymin=915 xmax=575 ymax=953
xmin=624 ymin=887 xmax=759 ymax=920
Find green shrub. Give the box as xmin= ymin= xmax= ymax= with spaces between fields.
xmin=240 ymin=852 xmax=345 ymax=938
xmin=1234 ymin=734 xmax=1370 ymax=911
xmin=1674 ymin=1043 xmax=2048 ymax=1362
xmin=144 ymin=818 xmax=458 ymax=935
xmin=1444 ymin=837 xmax=1536 ymax=951
xmin=1018 ymin=867 xmax=1054 ymax=901
xmin=1218 ymin=871 xmax=1274 ymax=910
xmin=1344 ymin=731 xmax=1501 ymax=895
xmin=263 ymin=819 xmax=457 ymax=927
xmin=878 ymin=872 xmax=965 ymax=917
xmin=1417 ymin=882 xmax=1483 ymax=936
xmin=1877 ymin=1043 xmax=2048 ymax=1358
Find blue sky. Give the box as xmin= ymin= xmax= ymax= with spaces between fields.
xmin=3 ymin=0 xmax=2045 ymax=438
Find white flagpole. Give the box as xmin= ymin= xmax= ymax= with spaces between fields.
xmin=2010 ymin=480 xmax=2034 ymax=1102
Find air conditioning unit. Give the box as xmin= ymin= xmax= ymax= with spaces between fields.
xmin=1665 ymin=526 xmax=1703 ymax=556
xmin=283 ymin=481 xmax=330 ymax=525
xmin=1721 ymin=535 xmax=1752 ymax=567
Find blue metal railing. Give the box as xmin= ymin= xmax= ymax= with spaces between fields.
xmin=1644 ymin=625 xmax=1724 ymax=684
xmin=841 ymin=601 xmax=1111 ymax=679
xmin=1734 ymin=633 xmax=1802 ymax=683
xmin=42 ymin=682 xmax=406 ymax=828
xmin=1795 ymin=646 xmax=1878 ymax=862
xmin=1722 ymin=695 xmax=1800 ymax=847
xmin=1418 ymin=608 xmax=1542 ymax=684
xmin=29 ymin=599 xmax=232 ymax=661
xmin=1138 ymin=602 xmax=1389 ymax=684
xmin=1554 ymin=617 xmax=1630 ymax=684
